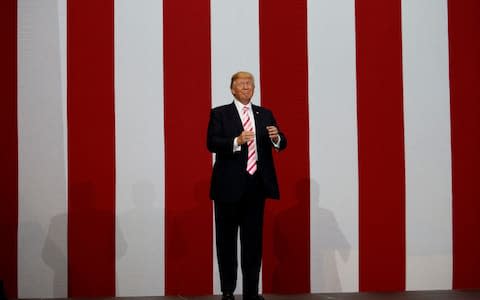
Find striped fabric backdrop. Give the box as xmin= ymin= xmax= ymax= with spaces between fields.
xmin=1 ymin=0 xmax=479 ymax=298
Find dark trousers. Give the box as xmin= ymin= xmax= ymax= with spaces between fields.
xmin=0 ymin=280 xmax=6 ymax=300
xmin=214 ymin=172 xmax=266 ymax=297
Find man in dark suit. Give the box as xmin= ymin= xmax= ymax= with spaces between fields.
xmin=207 ymin=71 xmax=287 ymax=300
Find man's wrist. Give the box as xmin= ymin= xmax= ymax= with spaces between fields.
xmin=233 ymin=137 xmax=241 ymax=152
xmin=271 ymin=135 xmax=281 ymax=148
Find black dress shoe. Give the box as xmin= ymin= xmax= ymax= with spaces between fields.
xmin=244 ymin=295 xmax=265 ymax=300
xmin=222 ymin=293 xmax=235 ymax=300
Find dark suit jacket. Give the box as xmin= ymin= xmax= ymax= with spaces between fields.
xmin=207 ymin=102 xmax=287 ymax=203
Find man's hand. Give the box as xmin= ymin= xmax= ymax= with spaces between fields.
xmin=237 ymin=130 xmax=255 ymax=145
xmin=267 ymin=126 xmax=279 ymax=143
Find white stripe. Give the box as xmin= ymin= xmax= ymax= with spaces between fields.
xmin=210 ymin=0 xmax=261 ymax=294
xmin=17 ymin=0 xmax=68 ymax=298
xmin=308 ymin=0 xmax=359 ymax=292
xmin=402 ymin=0 xmax=453 ymax=290
xmin=210 ymin=0 xmax=261 ymax=108
xmin=115 ymin=0 xmax=165 ymax=296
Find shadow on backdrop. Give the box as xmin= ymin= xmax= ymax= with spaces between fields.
xmin=310 ymin=178 xmax=350 ymax=291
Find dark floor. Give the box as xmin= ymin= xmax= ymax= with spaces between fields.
xmin=43 ymin=290 xmax=479 ymax=300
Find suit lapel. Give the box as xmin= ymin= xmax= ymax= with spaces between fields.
xmin=252 ymin=104 xmax=263 ymax=136
xmin=228 ymin=102 xmax=244 ymax=134
xmin=252 ymin=104 xmax=266 ymax=157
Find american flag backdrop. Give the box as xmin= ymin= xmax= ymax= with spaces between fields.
xmin=1 ymin=0 xmax=480 ymax=298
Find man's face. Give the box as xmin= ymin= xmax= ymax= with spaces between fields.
xmin=231 ymin=76 xmax=255 ymax=104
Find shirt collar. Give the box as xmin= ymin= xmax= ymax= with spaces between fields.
xmin=234 ymin=99 xmax=252 ymax=113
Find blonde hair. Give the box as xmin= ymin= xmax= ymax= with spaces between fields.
xmin=230 ymin=71 xmax=255 ymax=89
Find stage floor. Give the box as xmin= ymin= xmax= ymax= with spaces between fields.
xmin=35 ymin=290 xmax=479 ymax=300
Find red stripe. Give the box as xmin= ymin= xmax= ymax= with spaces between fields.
xmin=259 ymin=0 xmax=310 ymax=293
xmin=355 ymin=0 xmax=406 ymax=291
xmin=163 ymin=0 xmax=213 ymax=295
xmin=448 ymin=0 xmax=480 ymax=289
xmin=0 ymin=1 xmax=18 ymax=298
xmin=67 ymin=0 xmax=116 ymax=296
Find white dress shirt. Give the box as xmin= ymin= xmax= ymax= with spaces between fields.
xmin=232 ymin=99 xmax=281 ymax=153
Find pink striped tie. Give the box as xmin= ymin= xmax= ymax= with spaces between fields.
xmin=242 ymin=106 xmax=257 ymax=175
